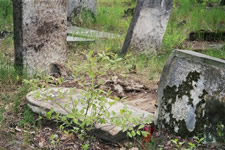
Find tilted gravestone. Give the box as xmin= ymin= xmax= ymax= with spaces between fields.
xmin=156 ymin=50 xmax=225 ymax=142
xmin=121 ymin=0 xmax=173 ymax=54
xmin=13 ymin=0 xmax=67 ymax=75
xmin=67 ymin=0 xmax=97 ymax=18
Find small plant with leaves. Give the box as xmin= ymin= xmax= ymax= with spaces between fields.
xmin=171 ymin=138 xmax=185 ymax=150
xmin=35 ymin=50 xmax=152 ymax=149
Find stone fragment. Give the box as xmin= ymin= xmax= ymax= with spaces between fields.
xmin=27 ymin=88 xmax=153 ymax=142
xmin=67 ymin=26 xmax=120 ymax=39
xmin=13 ymin=0 xmax=67 ymax=75
xmin=67 ymin=36 xmax=95 ymax=43
xmin=121 ymin=0 xmax=173 ymax=54
xmin=156 ymin=49 xmax=225 ymax=142
xmin=67 ymin=0 xmax=97 ymax=18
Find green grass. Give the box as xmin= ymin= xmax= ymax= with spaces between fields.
xmin=0 ymin=54 xmax=19 ymax=85
xmin=18 ymin=105 xmax=36 ymax=128
xmin=0 ymin=0 xmax=13 ymax=31
xmin=162 ymin=0 xmax=225 ymax=50
xmin=202 ymin=48 xmax=225 ymax=59
xmin=71 ymin=0 xmax=134 ymax=34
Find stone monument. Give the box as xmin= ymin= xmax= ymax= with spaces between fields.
xmin=13 ymin=0 xmax=67 ymax=75
xmin=156 ymin=49 xmax=225 ymax=142
xmin=121 ymin=0 xmax=173 ymax=54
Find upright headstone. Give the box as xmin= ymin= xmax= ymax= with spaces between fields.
xmin=67 ymin=0 xmax=97 ymax=18
xmin=13 ymin=0 xmax=67 ymax=75
xmin=121 ymin=0 xmax=173 ymax=54
xmin=156 ymin=50 xmax=225 ymax=142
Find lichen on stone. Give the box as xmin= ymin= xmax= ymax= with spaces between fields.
xmin=158 ymin=71 xmax=208 ymax=137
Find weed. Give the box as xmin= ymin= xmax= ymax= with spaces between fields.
xmin=171 ymin=138 xmax=185 ymax=149
xmin=13 ymin=84 xmax=30 ymax=112
xmin=186 ymin=136 xmax=204 ymax=150
xmin=18 ymin=105 xmax=36 ymax=128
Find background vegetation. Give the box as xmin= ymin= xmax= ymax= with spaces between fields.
xmin=0 ymin=0 xmax=224 ymax=149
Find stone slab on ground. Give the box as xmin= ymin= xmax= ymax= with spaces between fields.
xmin=156 ymin=49 xmax=225 ymax=142
xmin=13 ymin=0 xmax=67 ymax=75
xmin=27 ymin=88 xmax=153 ymax=143
xmin=67 ymin=26 xmax=120 ymax=39
xmin=121 ymin=0 xmax=173 ymax=54
xmin=67 ymin=36 xmax=95 ymax=43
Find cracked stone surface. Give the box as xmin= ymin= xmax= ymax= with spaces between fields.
xmin=13 ymin=0 xmax=67 ymax=75
xmin=26 ymin=88 xmax=153 ymax=143
xmin=156 ymin=49 xmax=225 ymax=142
xmin=121 ymin=0 xmax=173 ymax=54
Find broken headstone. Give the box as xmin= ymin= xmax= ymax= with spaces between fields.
xmin=27 ymin=88 xmax=153 ymax=143
xmin=121 ymin=0 xmax=173 ymax=54
xmin=13 ymin=0 xmax=67 ymax=75
xmin=156 ymin=49 xmax=225 ymax=142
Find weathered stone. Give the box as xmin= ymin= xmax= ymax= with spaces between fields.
xmin=67 ymin=26 xmax=120 ymax=39
xmin=13 ymin=0 xmax=67 ymax=75
xmin=121 ymin=0 xmax=173 ymax=54
xmin=67 ymin=0 xmax=97 ymax=18
xmin=27 ymin=88 xmax=153 ymax=142
xmin=67 ymin=36 xmax=95 ymax=43
xmin=156 ymin=49 xmax=225 ymax=142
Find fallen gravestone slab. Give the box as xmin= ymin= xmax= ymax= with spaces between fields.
xmin=156 ymin=49 xmax=225 ymax=142
xmin=121 ymin=0 xmax=173 ymax=54
xmin=27 ymin=88 xmax=153 ymax=142
xmin=13 ymin=0 xmax=67 ymax=75
xmin=67 ymin=36 xmax=95 ymax=43
xmin=67 ymin=26 xmax=120 ymax=39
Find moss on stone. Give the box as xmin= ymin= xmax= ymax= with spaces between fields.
xmin=158 ymin=71 xmax=208 ymax=137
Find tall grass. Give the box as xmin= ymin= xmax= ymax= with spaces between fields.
xmin=162 ymin=0 xmax=225 ymax=50
xmin=0 ymin=0 xmax=13 ymax=31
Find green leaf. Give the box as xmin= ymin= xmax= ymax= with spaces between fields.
xmin=199 ymin=137 xmax=204 ymax=143
xmin=46 ymin=108 xmax=54 ymax=119
xmin=127 ymin=131 xmax=132 ymax=138
xmin=120 ymin=109 xmax=124 ymax=115
xmin=131 ymin=130 xmax=136 ymax=137
xmin=67 ymin=114 xmax=75 ymax=119
xmin=108 ymin=101 xmax=115 ymax=106
xmin=138 ymin=124 xmax=145 ymax=130
xmin=141 ymin=131 xmax=149 ymax=137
